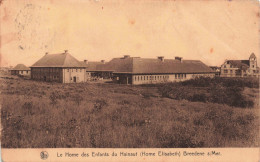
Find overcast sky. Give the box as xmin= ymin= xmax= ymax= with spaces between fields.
xmin=0 ymin=0 xmax=259 ymax=67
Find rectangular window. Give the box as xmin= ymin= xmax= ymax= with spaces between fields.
xmin=184 ymin=74 xmax=186 ymax=78
xmin=150 ymin=76 xmax=151 ymax=80
xmin=72 ymin=69 xmax=73 ymax=72
xmin=80 ymin=69 xmax=82 ymax=72
xmin=178 ymin=74 xmax=180 ymax=78
xmin=76 ymin=69 xmax=78 ymax=72
xmin=138 ymin=76 xmax=139 ymax=81
xmin=147 ymin=76 xmax=148 ymax=80
xmin=175 ymin=74 xmax=177 ymax=79
xmin=230 ymin=70 xmax=233 ymax=73
xmin=141 ymin=76 xmax=142 ymax=80
xmin=67 ymin=69 xmax=69 ymax=72
xmin=224 ymin=70 xmax=228 ymax=73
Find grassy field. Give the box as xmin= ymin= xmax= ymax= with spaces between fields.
xmin=0 ymin=74 xmax=259 ymax=148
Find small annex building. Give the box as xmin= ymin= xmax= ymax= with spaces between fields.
xmin=30 ymin=50 xmax=87 ymax=83
xmin=96 ymin=55 xmax=215 ymax=85
xmin=220 ymin=53 xmax=259 ymax=77
xmin=81 ymin=60 xmax=113 ymax=80
xmin=11 ymin=64 xmax=31 ymax=76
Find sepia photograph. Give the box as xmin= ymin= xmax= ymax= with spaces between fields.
xmin=0 ymin=0 xmax=259 ymax=161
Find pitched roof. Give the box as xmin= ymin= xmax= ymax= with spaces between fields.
xmin=12 ymin=64 xmax=30 ymax=70
xmin=80 ymin=61 xmax=104 ymax=71
xmin=226 ymin=60 xmax=249 ymax=70
xmin=31 ymin=52 xmax=85 ymax=68
xmin=249 ymin=53 xmax=256 ymax=59
xmin=96 ymin=57 xmax=214 ymax=74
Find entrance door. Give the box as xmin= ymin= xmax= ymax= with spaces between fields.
xmin=44 ymin=76 xmax=46 ymax=81
xmin=73 ymin=76 xmax=77 ymax=83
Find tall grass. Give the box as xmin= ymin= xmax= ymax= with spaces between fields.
xmin=0 ymin=76 xmax=259 ymax=148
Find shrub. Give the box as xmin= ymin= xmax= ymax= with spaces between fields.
xmin=49 ymin=92 xmax=58 ymax=105
xmin=93 ymin=99 xmax=108 ymax=112
xmin=22 ymin=102 xmax=33 ymax=115
xmin=158 ymin=77 xmax=256 ymax=108
xmin=188 ymin=93 xmax=207 ymax=103
xmin=72 ymin=94 xmax=83 ymax=106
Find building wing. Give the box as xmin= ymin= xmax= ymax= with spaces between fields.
xmin=226 ymin=60 xmax=249 ymax=70
xmin=96 ymin=56 xmax=214 ymax=74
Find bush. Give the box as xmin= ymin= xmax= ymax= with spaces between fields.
xmin=189 ymin=93 xmax=207 ymax=102
xmin=93 ymin=99 xmax=108 ymax=112
xmin=158 ymin=77 xmax=257 ymax=108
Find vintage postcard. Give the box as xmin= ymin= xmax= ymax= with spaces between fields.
xmin=0 ymin=0 xmax=259 ymax=161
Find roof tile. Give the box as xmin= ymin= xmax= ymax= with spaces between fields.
xmin=31 ymin=52 xmax=85 ymax=67
xmin=96 ymin=57 xmax=214 ymax=74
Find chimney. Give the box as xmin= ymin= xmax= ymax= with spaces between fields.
xmin=157 ymin=56 xmax=164 ymax=62
xmin=123 ymin=55 xmax=130 ymax=59
xmin=175 ymin=56 xmax=183 ymax=62
xmin=84 ymin=60 xmax=88 ymax=64
xmin=101 ymin=60 xmax=105 ymax=64
xmin=45 ymin=52 xmax=48 ymax=55
xmin=64 ymin=50 xmax=68 ymax=53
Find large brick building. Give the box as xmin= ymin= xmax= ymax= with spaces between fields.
xmin=30 ymin=50 xmax=87 ymax=83
xmin=220 ymin=53 xmax=259 ymax=77
xmin=11 ymin=64 xmax=30 ymax=76
xmin=96 ymin=55 xmax=215 ymax=85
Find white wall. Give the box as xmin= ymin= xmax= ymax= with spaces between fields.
xmin=18 ymin=70 xmax=30 ymax=76
xmin=63 ymin=68 xmax=86 ymax=83
xmin=132 ymin=73 xmax=214 ymax=85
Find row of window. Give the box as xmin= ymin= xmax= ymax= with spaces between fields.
xmin=224 ymin=64 xmax=255 ymax=68
xmin=67 ymin=69 xmax=82 ymax=72
xmin=223 ymin=69 xmax=259 ymax=74
xmin=224 ymin=69 xmax=236 ymax=74
xmin=32 ymin=68 xmax=60 ymax=72
xmin=134 ymin=75 xmax=170 ymax=81
xmin=175 ymin=74 xmax=186 ymax=79
xmin=32 ymin=68 xmax=84 ymax=73
xmin=134 ymin=74 xmax=187 ymax=82
xmin=20 ymin=71 xmax=29 ymax=74
xmin=32 ymin=75 xmax=60 ymax=79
